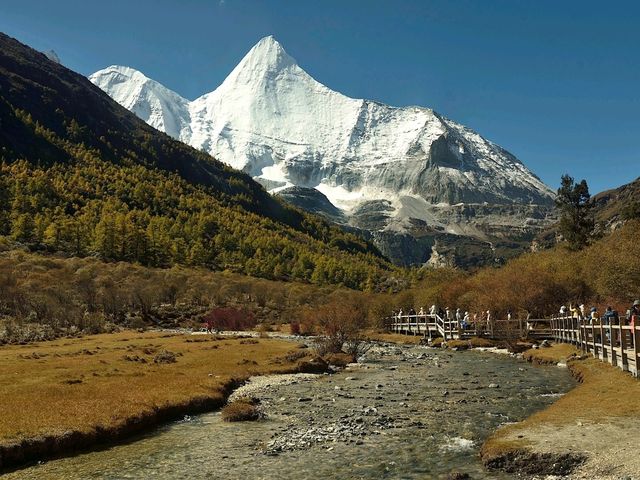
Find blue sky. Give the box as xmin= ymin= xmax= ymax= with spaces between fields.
xmin=1 ymin=0 xmax=638 ymax=194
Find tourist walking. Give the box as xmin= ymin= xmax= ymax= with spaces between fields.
xmin=627 ymin=300 xmax=640 ymax=346
xmin=602 ymin=306 xmax=616 ymax=326
xmin=627 ymin=300 xmax=640 ymax=325
xmin=569 ymin=303 xmax=579 ymax=320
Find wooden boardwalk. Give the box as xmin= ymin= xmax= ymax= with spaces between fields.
xmin=386 ymin=314 xmax=552 ymax=341
xmin=387 ymin=313 xmax=639 ymax=378
xmin=551 ymin=315 xmax=639 ymax=377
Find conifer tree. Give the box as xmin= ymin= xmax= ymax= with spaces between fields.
xmin=555 ymin=174 xmax=594 ymax=250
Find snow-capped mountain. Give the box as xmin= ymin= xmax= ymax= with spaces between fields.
xmin=90 ymin=36 xmax=555 ymax=266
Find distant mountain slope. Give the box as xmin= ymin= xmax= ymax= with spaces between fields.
xmin=0 ymin=32 xmax=393 ymax=289
xmin=91 ymin=35 xmax=556 ymax=267
xmin=592 ymin=177 xmax=640 ymax=227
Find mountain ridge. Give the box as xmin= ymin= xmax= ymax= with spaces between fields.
xmin=0 ymin=31 xmax=394 ymax=288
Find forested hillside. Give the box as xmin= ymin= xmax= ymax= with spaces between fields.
xmin=397 ymin=220 xmax=640 ymax=318
xmin=0 ymin=33 xmax=394 ymax=289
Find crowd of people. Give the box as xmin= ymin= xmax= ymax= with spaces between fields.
xmin=558 ymin=299 xmax=640 ymax=327
xmin=392 ymin=305 xmax=498 ymax=332
xmin=558 ymin=300 xmax=640 ymax=345
xmin=392 ymin=299 xmax=640 ymax=330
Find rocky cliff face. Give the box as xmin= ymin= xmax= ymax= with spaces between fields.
xmin=90 ymin=36 xmax=556 ymax=267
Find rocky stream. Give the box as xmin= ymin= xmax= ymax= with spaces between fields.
xmin=7 ymin=342 xmax=575 ymax=479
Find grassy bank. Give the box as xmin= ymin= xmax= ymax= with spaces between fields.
xmin=364 ymin=331 xmax=424 ymax=345
xmin=0 ymin=331 xmax=307 ymax=471
xmin=481 ymin=343 xmax=640 ymax=476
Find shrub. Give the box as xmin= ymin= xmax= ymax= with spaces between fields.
xmin=202 ymin=307 xmax=256 ymax=332
xmin=221 ymin=397 xmax=262 ymax=422
xmin=289 ymin=321 xmax=301 ymax=335
xmin=296 ymin=356 xmax=329 ymax=374
xmin=304 ymin=293 xmax=370 ymax=358
xmin=323 ymin=352 xmax=355 ymax=367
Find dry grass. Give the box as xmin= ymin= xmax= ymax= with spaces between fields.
xmin=221 ymin=397 xmax=262 ymax=422
xmin=482 ymin=343 xmax=640 ymax=461
xmin=0 ymin=331 xmax=300 ymax=445
xmin=364 ymin=331 xmax=424 ymax=344
xmin=521 ymin=343 xmax=579 ymax=364
xmin=446 ymin=337 xmax=498 ymax=349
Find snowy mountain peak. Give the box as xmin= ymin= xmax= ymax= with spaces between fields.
xmin=249 ymin=35 xmax=294 ymax=67
xmin=89 ymin=65 xmax=190 ymax=139
xmin=90 ymin=36 xmax=556 ymax=265
xmin=220 ymin=35 xmax=297 ymax=88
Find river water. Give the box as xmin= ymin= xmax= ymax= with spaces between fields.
xmin=9 ymin=343 xmax=574 ymax=480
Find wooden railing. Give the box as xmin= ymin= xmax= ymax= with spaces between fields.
xmin=551 ymin=315 xmax=639 ymax=377
xmin=386 ymin=314 xmax=552 ymax=340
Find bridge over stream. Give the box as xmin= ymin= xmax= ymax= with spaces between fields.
xmin=386 ymin=314 xmax=552 ymax=341
xmin=386 ymin=313 xmax=639 ymax=378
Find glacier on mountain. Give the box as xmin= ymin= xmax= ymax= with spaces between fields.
xmin=90 ymin=35 xmax=555 ymax=266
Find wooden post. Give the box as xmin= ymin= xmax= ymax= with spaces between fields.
xmin=633 ymin=324 xmax=639 ymax=377
xmin=619 ymin=323 xmax=627 ymax=372
xmin=610 ymin=323 xmax=617 ymax=368
xmin=600 ymin=321 xmax=606 ymax=362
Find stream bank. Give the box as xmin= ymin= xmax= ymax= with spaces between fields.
xmin=481 ymin=343 xmax=640 ymax=479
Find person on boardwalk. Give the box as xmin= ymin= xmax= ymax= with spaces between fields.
xmin=462 ymin=311 xmax=470 ymax=330
xmin=429 ymin=304 xmax=437 ymax=316
xmin=627 ymin=300 xmax=640 ymax=346
xmin=627 ymin=300 xmax=640 ymax=325
xmin=602 ymin=306 xmax=616 ymax=325
xmin=579 ymin=304 xmax=586 ymax=320
xmin=445 ymin=307 xmax=452 ymax=321
xmin=590 ymin=307 xmax=599 ymax=324
xmin=559 ymin=305 xmax=567 ymax=316
xmin=569 ymin=303 xmax=579 ymax=320
xmin=602 ymin=306 xmax=616 ymax=341
xmin=418 ymin=306 xmax=425 ymax=316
